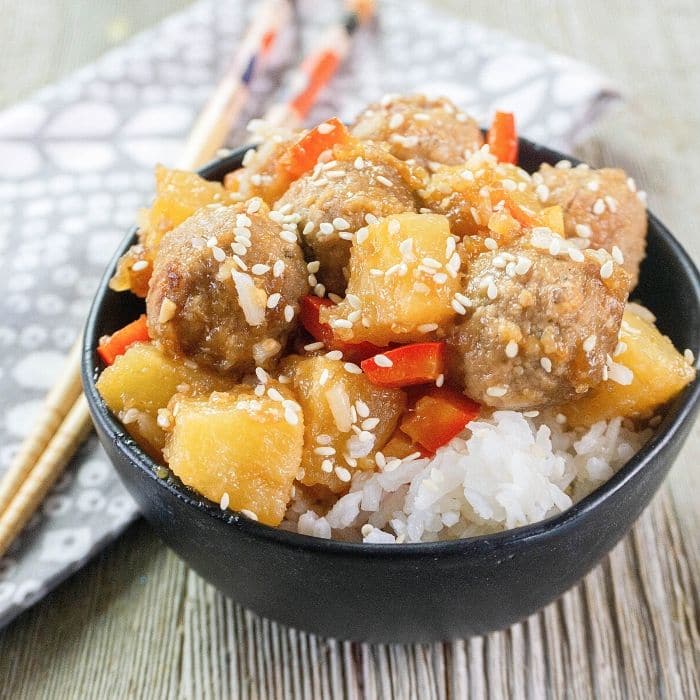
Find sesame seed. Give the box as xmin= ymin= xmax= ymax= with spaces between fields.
xmin=505 ymin=340 xmax=519 ymax=358
xmin=321 ymin=460 xmax=334 ymax=473
xmin=231 ymin=242 xmax=247 ymax=256
xmin=417 ymin=323 xmax=439 ymax=334
xmin=523 ymin=410 xmax=539 ymax=418
xmin=627 ymin=177 xmax=637 ymax=192
xmin=389 ymin=113 xmax=405 ymax=129
xmin=333 ymin=217 xmax=350 ymax=231
xmin=514 ymin=256 xmax=533 ymax=275
xmin=307 ymin=261 xmax=320 ymax=274
xmin=549 ymin=238 xmax=562 ymax=256
xmin=254 ymin=384 xmax=265 ymax=397
xmin=684 ymin=348 xmax=695 ymax=364
xmin=240 ymin=509 xmax=258 ymax=521
xmin=502 ymin=178 xmax=517 ymax=192
xmin=302 ymin=221 xmax=315 ymax=236
xmin=255 ymin=367 xmax=269 ymax=383
xmin=314 ymin=283 xmax=326 ymax=297
xmin=422 ymin=257 xmax=442 ymax=269
xmin=284 ymin=305 xmax=295 ymax=322
xmin=251 ymin=263 xmax=270 ymax=275
xmin=373 ymin=354 xmax=393 ymax=368
xmin=451 ymin=298 xmax=467 ymax=315
xmin=362 ymin=417 xmax=380 ymax=430
xmin=344 ymin=362 xmax=362 ymax=374
xmin=583 ymin=334 xmax=597 ymax=353
xmin=314 ymin=445 xmax=336 ymax=456
xmin=377 ymin=175 xmax=393 ymax=187
xmin=317 ymin=121 xmax=335 ymax=134
xmin=433 ymin=272 xmax=448 ymax=284
xmin=356 ymin=227 xmax=369 ymax=244
xmin=387 ymin=219 xmax=401 ymax=235
xmin=304 ymin=341 xmax=325 ymax=352
xmin=484 ymin=237 xmax=498 ymax=251
xmin=355 ymin=401 xmax=370 ymax=418
xmin=365 ymin=213 xmax=378 ymax=225
xmin=611 ymin=246 xmax=624 ymax=264
xmin=600 ymin=260 xmax=614 ymax=279
xmin=285 ymin=407 xmax=299 ymax=425
xmin=236 ymin=214 xmax=252 ymax=227
xmin=637 ymin=190 xmax=647 ymax=204
xmin=273 ymin=260 xmax=285 ymax=277
xmin=535 ymin=183 xmax=550 ymax=202
xmin=604 ymin=195 xmax=618 ymax=213
xmin=354 ymin=156 xmax=364 ymax=169
xmin=319 ymin=368 xmax=330 ymax=385
xmin=206 ymin=236 xmax=218 ymax=248
xmin=267 ymin=387 xmax=284 ymax=402
xmin=158 ymin=298 xmax=177 ymax=323
xmin=220 ymin=492 xmax=230 ymax=510
xmin=326 ymin=170 xmax=346 ymax=179
xmin=319 ymin=222 xmax=334 ymax=235
xmin=575 ymin=223 xmax=592 ymax=238
xmin=460 ymin=169 xmax=475 ymax=181
xmin=308 ymin=274 xmax=317 ymax=286
xmin=131 ymin=260 xmax=148 ymax=271
xmin=540 ymin=357 xmax=552 ymax=373
xmin=555 ymin=159 xmax=572 ymax=169
xmin=436 ymin=373 xmax=445 ymax=387
xmin=568 ymin=248 xmax=585 ymax=262
xmin=280 ymin=230 xmax=297 ymax=243
xmin=586 ymin=180 xmax=600 ymax=192
xmin=335 ymin=466 xmax=352 ymax=482
xmin=486 ymin=386 xmax=508 ymax=398
xmin=487 ymin=282 xmax=498 ymax=300
xmin=246 ymin=198 xmax=262 ymax=214
xmin=325 ymin=350 xmax=343 ymax=361
xmin=592 ymin=198 xmax=606 ymax=215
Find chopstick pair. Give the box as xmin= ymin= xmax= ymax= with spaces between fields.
xmin=0 ymin=0 xmax=375 ymax=558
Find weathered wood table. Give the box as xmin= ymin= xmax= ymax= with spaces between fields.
xmin=0 ymin=1 xmax=698 ymax=697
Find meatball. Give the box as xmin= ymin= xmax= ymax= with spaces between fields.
xmin=147 ymin=201 xmax=309 ymax=374
xmin=274 ymin=142 xmax=420 ymax=295
xmin=535 ymin=163 xmax=647 ymax=285
xmin=351 ymin=94 xmax=483 ymax=169
xmin=447 ymin=233 xmax=630 ymax=409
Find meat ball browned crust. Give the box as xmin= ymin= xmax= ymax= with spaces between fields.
xmin=535 ymin=163 xmax=647 ymax=286
xmin=147 ymin=200 xmax=309 ymax=375
xmin=274 ymin=142 xmax=421 ymax=295
xmin=351 ymin=94 xmax=484 ymax=169
xmin=447 ymin=233 xmax=630 ymax=410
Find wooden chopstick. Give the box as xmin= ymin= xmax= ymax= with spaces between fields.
xmin=0 ymin=1 xmax=294 ymax=559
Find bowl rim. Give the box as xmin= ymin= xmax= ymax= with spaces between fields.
xmin=82 ymin=138 xmax=700 ymax=557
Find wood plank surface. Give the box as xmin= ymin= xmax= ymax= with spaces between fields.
xmin=1 ymin=1 xmax=699 ymax=698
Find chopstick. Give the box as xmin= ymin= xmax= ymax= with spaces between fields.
xmin=265 ymin=0 xmax=376 ymax=128
xmin=0 ymin=0 xmax=293 ymax=559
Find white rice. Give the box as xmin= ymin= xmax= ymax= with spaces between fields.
xmin=281 ymin=411 xmax=652 ymax=543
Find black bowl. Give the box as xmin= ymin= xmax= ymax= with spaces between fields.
xmin=82 ymin=139 xmax=700 ymax=642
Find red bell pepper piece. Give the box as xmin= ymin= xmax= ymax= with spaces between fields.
xmin=400 ymin=387 xmax=480 ymax=453
xmin=299 ymin=295 xmax=382 ymax=362
xmin=277 ymin=117 xmax=350 ymax=181
xmin=487 ymin=111 xmax=518 ymax=164
xmin=97 ymin=315 xmax=150 ymax=365
xmin=360 ymin=343 xmax=445 ymax=388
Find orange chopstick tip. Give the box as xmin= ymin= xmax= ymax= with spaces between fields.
xmin=346 ymin=0 xmax=376 ymax=23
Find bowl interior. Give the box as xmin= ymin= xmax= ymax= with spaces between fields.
xmin=82 ymin=138 xmax=700 ymax=552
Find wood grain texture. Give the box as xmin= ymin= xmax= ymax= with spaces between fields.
xmin=1 ymin=0 xmax=699 ymax=697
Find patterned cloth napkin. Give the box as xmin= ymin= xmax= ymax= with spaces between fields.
xmin=0 ymin=0 xmax=618 ymax=628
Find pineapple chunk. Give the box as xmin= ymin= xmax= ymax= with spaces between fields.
xmin=282 ymin=355 xmax=406 ymax=493
xmin=165 ymin=385 xmax=304 ymax=525
xmin=561 ymin=308 xmax=696 ymax=427
xmin=322 ymin=213 xmax=460 ymax=346
xmin=96 ymin=342 xmax=231 ymax=456
xmin=142 ymin=165 xmax=236 ymax=251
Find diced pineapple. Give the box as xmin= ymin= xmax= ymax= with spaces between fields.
xmin=322 ymin=213 xmax=461 ymax=346
xmin=141 ymin=165 xmax=237 ymax=251
xmin=561 ymin=308 xmax=696 ymax=427
xmin=165 ymin=385 xmax=304 ymax=525
xmin=96 ymin=342 xmax=232 ymax=455
xmin=282 ymin=355 xmax=406 ymax=493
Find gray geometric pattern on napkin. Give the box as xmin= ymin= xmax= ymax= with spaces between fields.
xmin=0 ymin=0 xmax=618 ymax=628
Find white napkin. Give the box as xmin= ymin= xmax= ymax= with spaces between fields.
xmin=0 ymin=0 xmax=619 ymax=627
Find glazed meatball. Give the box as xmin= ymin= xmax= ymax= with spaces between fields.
xmin=274 ymin=142 xmax=420 ymax=295
xmin=351 ymin=94 xmax=483 ymax=169
xmin=535 ymin=163 xmax=647 ymax=285
xmin=147 ymin=201 xmax=309 ymax=374
xmin=447 ymin=232 xmax=630 ymax=410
